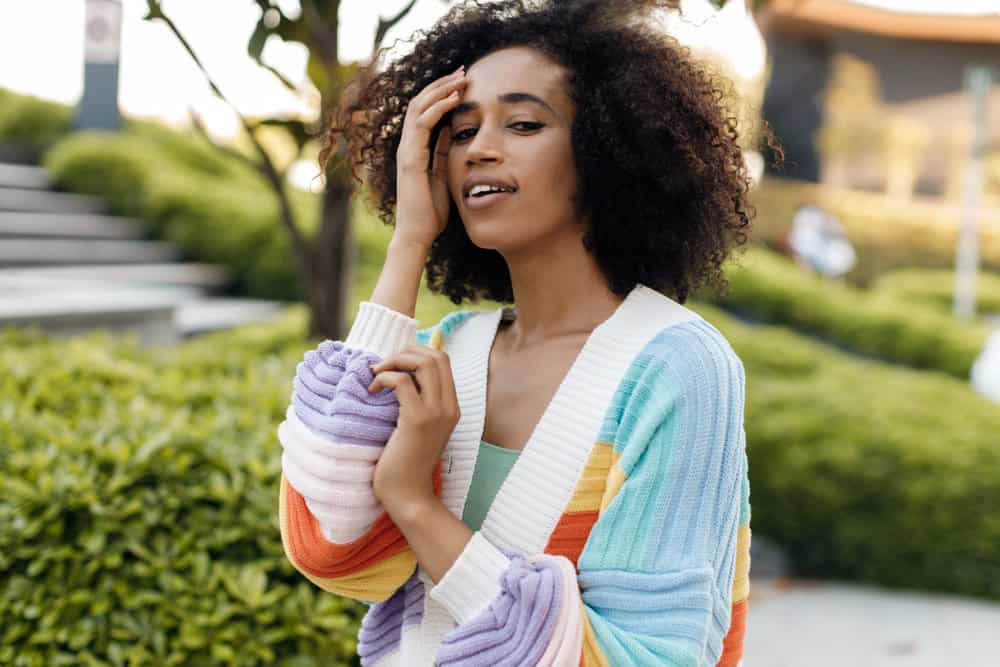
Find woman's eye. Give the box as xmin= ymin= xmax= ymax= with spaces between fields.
xmin=451 ymin=122 xmax=544 ymax=143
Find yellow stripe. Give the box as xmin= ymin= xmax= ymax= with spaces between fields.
xmin=580 ymin=600 xmax=612 ymax=667
xmin=566 ymin=443 xmax=613 ymax=512
xmin=298 ymin=550 xmax=417 ymax=603
xmin=599 ymin=455 xmax=626 ymax=514
xmin=732 ymin=524 xmax=751 ymax=602
xmin=429 ymin=328 xmax=445 ymax=351
xmin=278 ymin=477 xmax=415 ymax=603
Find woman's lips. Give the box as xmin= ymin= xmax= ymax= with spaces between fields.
xmin=464 ymin=190 xmax=516 ymax=210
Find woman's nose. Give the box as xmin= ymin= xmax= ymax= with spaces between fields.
xmin=465 ymin=127 xmax=503 ymax=164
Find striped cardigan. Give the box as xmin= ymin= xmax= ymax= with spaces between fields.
xmin=278 ymin=283 xmax=751 ymax=666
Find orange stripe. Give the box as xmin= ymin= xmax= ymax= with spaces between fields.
xmin=545 ymin=510 xmax=600 ymax=569
xmin=715 ymin=599 xmax=747 ymax=667
xmin=283 ymin=461 xmax=443 ymax=578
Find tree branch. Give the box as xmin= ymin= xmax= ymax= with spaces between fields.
xmin=373 ymin=0 xmax=420 ymax=54
xmin=144 ymin=0 xmax=311 ymax=279
xmin=186 ymin=107 xmax=260 ymax=173
xmin=300 ymin=0 xmax=339 ymax=68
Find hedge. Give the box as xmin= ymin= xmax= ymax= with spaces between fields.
xmin=689 ymin=302 xmax=1000 ymax=601
xmin=0 ymin=88 xmax=73 ymax=158
xmin=873 ymin=268 xmax=1000 ymax=318
xmin=701 ymin=245 xmax=990 ymax=379
xmin=0 ymin=308 xmax=368 ymax=667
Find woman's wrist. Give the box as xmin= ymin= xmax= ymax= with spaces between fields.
xmin=388 ymin=232 xmax=432 ymax=257
xmin=382 ymin=490 xmax=441 ymax=530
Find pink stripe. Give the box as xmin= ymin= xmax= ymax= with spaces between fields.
xmin=535 ymin=555 xmax=584 ymax=666
xmin=278 ymin=407 xmax=385 ymax=545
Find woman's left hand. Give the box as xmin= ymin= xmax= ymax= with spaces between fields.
xmin=367 ymin=345 xmax=461 ymax=512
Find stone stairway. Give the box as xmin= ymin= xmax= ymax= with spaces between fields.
xmin=0 ymin=161 xmax=285 ymax=346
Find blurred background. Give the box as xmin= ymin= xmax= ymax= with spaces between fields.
xmin=1 ymin=1 xmax=998 ymax=665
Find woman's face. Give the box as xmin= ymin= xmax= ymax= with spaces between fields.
xmin=446 ymin=46 xmax=580 ymax=252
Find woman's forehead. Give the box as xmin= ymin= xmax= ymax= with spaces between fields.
xmin=463 ymin=47 xmax=571 ymax=115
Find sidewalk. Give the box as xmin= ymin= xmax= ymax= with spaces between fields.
xmin=744 ymin=577 xmax=1000 ymax=666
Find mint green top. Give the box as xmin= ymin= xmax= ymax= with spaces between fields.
xmin=460 ymin=440 xmax=522 ymax=532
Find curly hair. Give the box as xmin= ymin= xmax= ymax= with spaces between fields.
xmin=323 ymin=0 xmax=778 ymax=305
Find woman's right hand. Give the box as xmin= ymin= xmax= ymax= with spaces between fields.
xmin=393 ymin=65 xmax=468 ymax=249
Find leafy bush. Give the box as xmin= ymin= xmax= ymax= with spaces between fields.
xmin=0 ymin=88 xmax=73 ymax=156
xmin=690 ymin=302 xmax=1000 ymax=601
xmin=873 ymin=268 xmax=1000 ymax=317
xmin=0 ymin=307 xmax=366 ymax=666
xmin=701 ymin=245 xmax=990 ymax=379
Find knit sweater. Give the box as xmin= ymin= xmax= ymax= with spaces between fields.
xmin=278 ymin=283 xmax=751 ymax=666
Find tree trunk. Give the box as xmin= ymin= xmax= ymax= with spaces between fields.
xmin=307 ymin=172 xmax=355 ymax=340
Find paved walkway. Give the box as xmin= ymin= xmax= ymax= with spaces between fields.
xmin=744 ymin=578 xmax=1000 ymax=666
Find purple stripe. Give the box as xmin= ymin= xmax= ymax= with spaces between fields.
xmin=358 ymin=570 xmax=424 ymax=665
xmin=435 ymin=555 xmax=563 ymax=666
xmin=292 ymin=343 xmax=404 ymax=447
xmin=402 ymin=575 xmax=425 ymax=628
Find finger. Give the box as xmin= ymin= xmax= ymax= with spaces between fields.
xmin=368 ymin=370 xmax=423 ymax=409
xmin=429 ymin=349 xmax=458 ymax=411
xmin=370 ymin=350 xmax=441 ymax=402
xmin=415 ymin=88 xmax=465 ymax=133
xmin=410 ymin=68 xmax=466 ymax=117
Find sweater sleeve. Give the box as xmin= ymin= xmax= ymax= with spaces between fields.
xmin=278 ymin=301 xmax=445 ymax=603
xmin=428 ymin=320 xmax=750 ymax=666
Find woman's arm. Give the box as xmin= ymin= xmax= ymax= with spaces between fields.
xmin=278 ymin=300 xmax=429 ymax=603
xmin=279 ymin=237 xmax=443 ymax=604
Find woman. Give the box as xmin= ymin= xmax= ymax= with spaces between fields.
xmin=278 ymin=1 xmax=760 ymax=664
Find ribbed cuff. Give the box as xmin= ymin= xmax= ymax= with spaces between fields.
xmin=429 ymin=532 xmax=512 ymax=625
xmin=345 ymin=301 xmax=420 ymax=359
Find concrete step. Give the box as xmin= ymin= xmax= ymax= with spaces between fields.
xmin=0 ymin=262 xmax=231 ymax=291
xmin=175 ymin=298 xmax=285 ymax=337
xmin=0 ymin=186 xmax=105 ymax=214
xmin=0 ymin=280 xmax=283 ymax=345
xmin=0 ymin=163 xmax=50 ymax=190
xmin=0 ymin=239 xmax=181 ymax=266
xmin=0 ymin=211 xmax=146 ymax=239
xmin=0 ymin=286 xmax=205 ymax=346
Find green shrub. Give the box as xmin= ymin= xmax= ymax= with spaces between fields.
xmin=126 ymin=119 xmax=260 ymax=186
xmin=0 ymin=88 xmax=73 ymax=154
xmin=690 ymin=302 xmax=1000 ymax=601
xmin=701 ymin=246 xmax=990 ymax=379
xmin=44 ymin=133 xmax=155 ymax=219
xmin=0 ymin=308 xmax=365 ymax=666
xmin=873 ymin=268 xmax=1000 ymax=317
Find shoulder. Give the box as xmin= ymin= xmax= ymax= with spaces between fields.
xmin=611 ymin=316 xmax=746 ymax=471
xmin=644 ymin=317 xmax=745 ymax=390
xmin=415 ymin=308 xmax=496 ymax=350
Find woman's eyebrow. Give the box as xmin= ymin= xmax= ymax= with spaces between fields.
xmin=451 ymin=92 xmax=557 ymax=116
